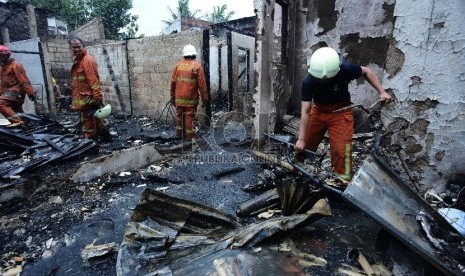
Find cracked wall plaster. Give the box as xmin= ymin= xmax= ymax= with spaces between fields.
xmin=383 ymin=0 xmax=465 ymax=191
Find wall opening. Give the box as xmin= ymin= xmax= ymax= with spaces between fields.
xmin=274 ymin=1 xmax=288 ymax=64
xmin=238 ymin=47 xmax=252 ymax=114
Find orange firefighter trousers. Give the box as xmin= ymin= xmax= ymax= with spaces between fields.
xmin=80 ymin=109 xmax=105 ymax=140
xmin=0 ymin=98 xmax=23 ymax=123
xmin=176 ymin=106 xmax=197 ymax=140
xmin=304 ymin=103 xmax=354 ymax=181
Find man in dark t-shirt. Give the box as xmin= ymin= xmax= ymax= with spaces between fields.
xmin=295 ymin=47 xmax=392 ymax=186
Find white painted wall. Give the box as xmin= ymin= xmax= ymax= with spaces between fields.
xmin=209 ymin=41 xmax=229 ymax=102
xmin=383 ymin=0 xmax=465 ymax=191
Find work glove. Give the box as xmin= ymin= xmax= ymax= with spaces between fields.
xmin=201 ymin=101 xmax=208 ymax=108
xmin=28 ymin=94 xmax=35 ymax=101
xmin=170 ymin=99 xmax=175 ymax=106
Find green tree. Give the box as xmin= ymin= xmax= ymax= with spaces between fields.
xmin=206 ymin=4 xmax=235 ymax=24
xmin=162 ymin=0 xmax=201 ymax=27
xmin=8 ymin=0 xmax=139 ymax=39
xmin=86 ymin=0 xmax=138 ymax=39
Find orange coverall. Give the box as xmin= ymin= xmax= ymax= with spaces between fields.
xmin=70 ymin=49 xmax=105 ymax=139
xmin=0 ymin=58 xmax=34 ymax=124
xmin=304 ymin=103 xmax=353 ymax=181
xmin=170 ymin=58 xmax=208 ymax=139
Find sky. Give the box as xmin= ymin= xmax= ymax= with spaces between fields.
xmin=131 ymin=0 xmax=255 ymax=36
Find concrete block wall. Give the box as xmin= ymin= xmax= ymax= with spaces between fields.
xmin=41 ymin=31 xmax=204 ymax=118
xmin=44 ymin=38 xmax=72 ymax=65
xmin=126 ymin=31 xmax=204 ymax=117
xmin=41 ymin=37 xmax=73 ymax=114
xmin=69 ymin=17 xmax=105 ymax=41
xmin=87 ymin=41 xmax=129 ymax=113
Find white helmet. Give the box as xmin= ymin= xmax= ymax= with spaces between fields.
xmin=93 ymin=104 xmax=112 ymax=119
xmin=308 ymin=47 xmax=341 ymax=79
xmin=182 ymin=44 xmax=197 ymax=57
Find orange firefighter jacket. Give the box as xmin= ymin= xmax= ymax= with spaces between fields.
xmin=0 ymin=58 xmax=34 ymax=102
xmin=70 ymin=49 xmax=103 ymax=110
xmin=170 ymin=59 xmax=208 ymax=107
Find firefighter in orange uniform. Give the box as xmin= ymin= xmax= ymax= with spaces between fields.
xmin=68 ymin=37 xmax=107 ymax=140
xmin=0 ymin=45 xmax=35 ymax=127
xmin=170 ymin=44 xmax=208 ymax=140
xmin=295 ymin=47 xmax=392 ymax=186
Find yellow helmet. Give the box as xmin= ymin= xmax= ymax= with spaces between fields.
xmin=93 ymin=104 xmax=112 ymax=119
xmin=308 ymin=47 xmax=340 ymax=79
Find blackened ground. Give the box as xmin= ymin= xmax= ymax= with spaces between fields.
xmin=0 ymin=112 xmax=265 ymax=275
xmin=0 ymin=112 xmax=451 ymax=276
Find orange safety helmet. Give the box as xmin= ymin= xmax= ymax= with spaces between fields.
xmin=0 ymin=45 xmax=12 ymax=56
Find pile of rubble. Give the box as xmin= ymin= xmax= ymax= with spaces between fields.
xmin=1 ymin=111 xmax=465 ymax=275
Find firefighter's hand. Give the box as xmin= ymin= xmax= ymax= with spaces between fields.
xmin=295 ymin=138 xmax=305 ymax=152
xmin=201 ymin=101 xmax=208 ymax=108
xmin=379 ymin=90 xmax=393 ymax=104
xmin=170 ymin=99 xmax=175 ymax=106
xmin=28 ymin=94 xmax=35 ymax=101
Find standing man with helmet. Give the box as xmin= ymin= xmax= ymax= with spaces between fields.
xmin=170 ymin=44 xmax=208 ymax=140
xmin=295 ymin=47 xmax=392 ymax=186
xmin=69 ymin=37 xmax=109 ymax=141
xmin=0 ymin=45 xmax=35 ymax=127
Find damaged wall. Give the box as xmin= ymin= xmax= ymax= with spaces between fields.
xmin=231 ymin=31 xmax=255 ymax=116
xmin=86 ymin=41 xmax=130 ymax=114
xmin=41 ymin=31 xmax=204 ymax=118
xmin=251 ymin=1 xmax=292 ymax=135
xmin=291 ymin=0 xmax=394 ymax=111
xmin=272 ymin=1 xmax=293 ymax=131
xmin=255 ymin=0 xmax=465 ymax=191
xmin=382 ymin=0 xmax=465 ymax=191
xmin=253 ymin=0 xmax=393 ymax=136
xmin=209 ymin=39 xmax=228 ymax=104
xmin=87 ymin=31 xmax=204 ymax=117
xmin=253 ymin=0 xmax=275 ymax=139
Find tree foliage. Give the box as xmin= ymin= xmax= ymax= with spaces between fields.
xmin=8 ymin=0 xmax=139 ymax=40
xmin=206 ymin=4 xmax=235 ymax=24
xmin=162 ymin=0 xmax=201 ymax=27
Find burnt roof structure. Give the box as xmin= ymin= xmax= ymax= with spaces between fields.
xmin=210 ymin=16 xmax=256 ymax=38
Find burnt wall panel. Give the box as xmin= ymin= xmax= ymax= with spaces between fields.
xmin=314 ymin=0 xmax=338 ymax=34
xmin=0 ymin=3 xmax=53 ymax=43
xmin=287 ymin=0 xmax=395 ymax=113
xmin=339 ymin=33 xmax=389 ymax=67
